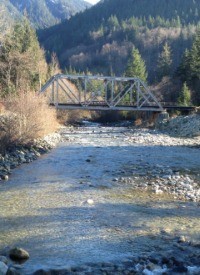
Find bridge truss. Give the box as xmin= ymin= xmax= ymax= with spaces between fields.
xmin=40 ymin=74 xmax=164 ymax=111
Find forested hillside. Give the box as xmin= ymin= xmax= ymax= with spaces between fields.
xmin=0 ymin=0 xmax=91 ymax=30
xmin=1 ymin=0 xmax=200 ymax=105
xmin=39 ymin=0 xmax=200 ymax=81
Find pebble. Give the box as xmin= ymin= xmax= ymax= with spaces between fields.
xmin=86 ymin=199 xmax=94 ymax=205
xmin=86 ymin=159 xmax=91 ymax=162
xmin=177 ymin=236 xmax=186 ymax=243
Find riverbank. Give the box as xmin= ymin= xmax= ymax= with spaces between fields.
xmin=0 ymin=132 xmax=61 ymax=181
xmin=156 ymin=113 xmax=200 ymax=138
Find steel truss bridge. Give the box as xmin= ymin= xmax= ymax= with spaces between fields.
xmin=40 ymin=74 xmax=195 ymax=112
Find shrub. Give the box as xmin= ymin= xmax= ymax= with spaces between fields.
xmin=0 ymin=92 xmax=58 ymax=153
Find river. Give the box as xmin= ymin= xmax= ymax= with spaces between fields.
xmin=0 ymin=124 xmax=200 ymax=274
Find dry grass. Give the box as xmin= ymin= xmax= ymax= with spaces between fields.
xmin=0 ymin=92 xmax=58 ymax=153
xmin=57 ymin=109 xmax=91 ymax=125
xmin=0 ymin=102 xmax=5 ymax=114
xmin=134 ymin=118 xmax=143 ymax=126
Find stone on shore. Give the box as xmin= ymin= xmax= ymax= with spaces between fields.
xmin=9 ymin=247 xmax=29 ymax=261
xmin=157 ymin=114 xmax=200 ymax=137
xmin=0 ymin=261 xmax=8 ymax=275
xmin=6 ymin=267 xmax=20 ymax=275
xmin=0 ymin=256 xmax=8 ymax=265
xmin=0 ymin=132 xmax=61 ymax=181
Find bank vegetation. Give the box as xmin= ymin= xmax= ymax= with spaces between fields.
xmin=0 ymin=19 xmax=58 ymax=154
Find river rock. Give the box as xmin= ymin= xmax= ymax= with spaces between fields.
xmin=33 ymin=269 xmax=51 ymax=275
xmin=0 ymin=261 xmax=8 ymax=275
xmin=9 ymin=248 xmax=29 ymax=261
xmin=187 ymin=266 xmax=200 ymax=274
xmin=6 ymin=267 xmax=20 ymax=275
xmin=1 ymin=175 xmax=9 ymax=181
xmin=0 ymin=256 xmax=8 ymax=265
xmin=0 ymin=132 xmax=61 ymax=181
xmin=86 ymin=159 xmax=91 ymax=162
xmin=177 ymin=236 xmax=186 ymax=243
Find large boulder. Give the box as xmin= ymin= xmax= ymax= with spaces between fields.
xmin=9 ymin=248 xmax=29 ymax=261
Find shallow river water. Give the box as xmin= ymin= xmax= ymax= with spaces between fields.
xmin=0 ymin=125 xmax=200 ymax=274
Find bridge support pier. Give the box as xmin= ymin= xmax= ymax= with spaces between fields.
xmin=155 ymin=110 xmax=169 ymax=126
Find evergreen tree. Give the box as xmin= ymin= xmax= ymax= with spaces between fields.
xmin=125 ymin=47 xmax=147 ymax=82
xmin=0 ymin=18 xmax=47 ymax=95
xmin=157 ymin=42 xmax=172 ymax=79
xmin=177 ymin=49 xmax=191 ymax=82
xmin=177 ymin=30 xmax=200 ymax=105
xmin=189 ymin=30 xmax=200 ymax=80
xmin=178 ymin=82 xmax=191 ymax=106
xmin=48 ymin=52 xmax=60 ymax=78
xmin=107 ymin=15 xmax=120 ymax=32
xmin=188 ymin=30 xmax=200 ymax=104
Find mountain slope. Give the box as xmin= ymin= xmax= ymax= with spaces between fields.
xmin=8 ymin=0 xmax=91 ymax=29
xmin=0 ymin=0 xmax=21 ymax=34
xmin=39 ymin=0 xmax=200 ymax=80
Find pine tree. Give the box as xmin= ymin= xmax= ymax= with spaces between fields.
xmin=125 ymin=47 xmax=147 ymax=82
xmin=177 ymin=30 xmax=200 ymax=105
xmin=157 ymin=42 xmax=172 ymax=79
xmin=0 ymin=18 xmax=48 ymax=94
xmin=107 ymin=15 xmax=120 ymax=32
xmin=189 ymin=30 xmax=200 ymax=79
xmin=188 ymin=30 xmax=200 ymax=104
xmin=178 ymin=82 xmax=191 ymax=106
xmin=177 ymin=49 xmax=191 ymax=82
xmin=48 ymin=52 xmax=60 ymax=78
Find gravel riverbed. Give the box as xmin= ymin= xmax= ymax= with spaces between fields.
xmin=0 ymin=123 xmax=200 ymax=274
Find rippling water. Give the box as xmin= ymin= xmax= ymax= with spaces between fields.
xmin=0 ymin=125 xmax=199 ymax=274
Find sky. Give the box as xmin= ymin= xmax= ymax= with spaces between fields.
xmin=86 ymin=0 xmax=100 ymax=5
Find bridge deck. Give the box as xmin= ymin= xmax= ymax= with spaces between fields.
xmin=50 ymin=103 xmax=196 ymax=112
